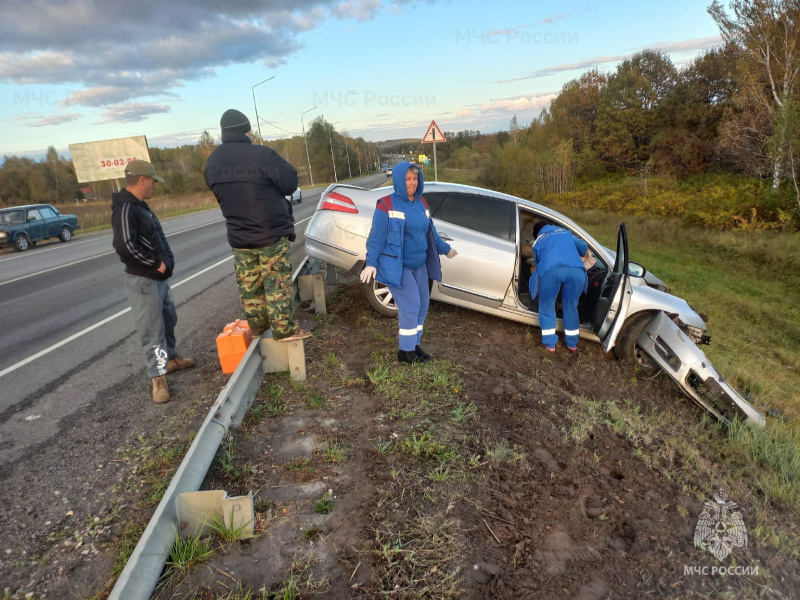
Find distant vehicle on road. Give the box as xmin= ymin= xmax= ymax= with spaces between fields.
xmin=303 ymin=180 xmax=765 ymax=428
xmin=286 ymin=187 xmax=302 ymax=204
xmin=0 ymin=204 xmax=80 ymax=252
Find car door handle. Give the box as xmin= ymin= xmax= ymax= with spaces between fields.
xmin=439 ymin=233 xmax=453 ymax=241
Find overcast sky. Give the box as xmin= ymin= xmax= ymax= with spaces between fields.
xmin=0 ymin=0 xmax=722 ymax=158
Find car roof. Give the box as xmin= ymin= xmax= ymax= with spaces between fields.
xmin=0 ymin=204 xmax=54 ymax=211
xmin=363 ymin=180 xmax=588 ymax=234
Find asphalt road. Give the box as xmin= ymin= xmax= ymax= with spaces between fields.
xmin=0 ymin=172 xmax=390 ymax=468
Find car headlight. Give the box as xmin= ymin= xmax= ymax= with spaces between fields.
xmin=0 ymin=231 xmax=6 ymax=239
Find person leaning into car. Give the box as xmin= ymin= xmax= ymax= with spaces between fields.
xmin=111 ymin=160 xmax=195 ymax=404
xmin=360 ymin=162 xmax=457 ymax=364
xmin=529 ymin=221 xmax=589 ymax=353
xmin=204 ymin=109 xmax=311 ymax=344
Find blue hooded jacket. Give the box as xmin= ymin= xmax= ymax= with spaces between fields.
xmin=529 ymin=224 xmax=589 ymax=299
xmin=364 ymin=162 xmax=451 ymax=287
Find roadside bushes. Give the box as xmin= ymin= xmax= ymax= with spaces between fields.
xmin=550 ymin=173 xmax=800 ymax=231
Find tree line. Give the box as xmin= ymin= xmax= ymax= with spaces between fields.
xmin=0 ymin=117 xmax=384 ymax=206
xmin=482 ymin=0 xmax=800 ymax=223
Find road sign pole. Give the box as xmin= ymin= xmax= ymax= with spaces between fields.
xmin=433 ymin=141 xmax=438 ymax=182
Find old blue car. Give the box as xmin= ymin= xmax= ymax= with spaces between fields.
xmin=0 ymin=204 xmax=80 ymax=252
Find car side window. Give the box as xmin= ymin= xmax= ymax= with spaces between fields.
xmin=435 ymin=193 xmax=515 ymax=242
xmin=27 ymin=209 xmax=42 ymax=221
xmin=422 ymin=192 xmax=446 ymax=215
xmin=39 ymin=207 xmax=57 ymax=218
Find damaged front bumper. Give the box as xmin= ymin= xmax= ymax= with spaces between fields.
xmin=636 ymin=312 xmax=766 ymax=427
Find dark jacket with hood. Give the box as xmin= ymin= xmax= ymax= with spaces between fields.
xmin=364 ymin=162 xmax=451 ymax=287
xmin=204 ymin=131 xmax=299 ymax=249
xmin=111 ymin=189 xmax=174 ymax=281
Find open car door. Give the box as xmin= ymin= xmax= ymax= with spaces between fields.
xmin=592 ymin=223 xmax=634 ymax=352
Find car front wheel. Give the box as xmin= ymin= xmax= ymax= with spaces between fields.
xmin=14 ymin=233 xmax=30 ymax=252
xmin=363 ymin=279 xmax=398 ymax=317
xmin=613 ymin=312 xmax=661 ymax=377
xmin=59 ymin=226 xmax=72 ymax=242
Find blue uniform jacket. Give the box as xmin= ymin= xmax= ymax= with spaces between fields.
xmin=529 ymin=225 xmax=589 ymax=299
xmin=364 ymin=161 xmax=451 ymax=288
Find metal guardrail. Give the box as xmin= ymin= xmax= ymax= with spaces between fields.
xmin=108 ymin=256 xmax=321 ymax=600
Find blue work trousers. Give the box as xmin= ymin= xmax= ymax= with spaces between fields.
xmin=537 ymin=265 xmax=585 ymax=349
xmin=387 ymin=266 xmax=429 ymax=351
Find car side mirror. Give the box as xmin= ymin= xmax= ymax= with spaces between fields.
xmin=28 ymin=216 xmax=36 ymax=222
xmin=628 ymin=262 xmax=647 ymax=278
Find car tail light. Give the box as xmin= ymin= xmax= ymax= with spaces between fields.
xmin=319 ymin=191 xmax=359 ymax=214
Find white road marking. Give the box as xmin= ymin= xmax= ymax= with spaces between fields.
xmin=0 ymin=219 xmax=225 ymax=287
xmin=0 ymin=206 xmax=321 ymax=378
xmin=0 ymin=255 xmax=234 ymax=379
xmin=0 ymin=212 xmax=220 ymax=264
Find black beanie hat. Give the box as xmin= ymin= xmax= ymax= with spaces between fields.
xmin=220 ymin=109 xmax=251 ymax=134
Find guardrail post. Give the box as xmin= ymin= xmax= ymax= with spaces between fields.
xmin=260 ymin=332 xmax=307 ymax=382
xmin=326 ymin=264 xmax=337 ymax=285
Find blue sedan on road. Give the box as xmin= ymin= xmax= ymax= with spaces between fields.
xmin=0 ymin=204 xmax=80 ymax=252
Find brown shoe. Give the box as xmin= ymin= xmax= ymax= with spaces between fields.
xmin=166 ymin=355 xmax=195 ymax=373
xmin=152 ymin=376 xmax=170 ymax=404
xmin=276 ymin=328 xmax=312 ymax=343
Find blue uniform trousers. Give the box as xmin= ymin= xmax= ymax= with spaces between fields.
xmin=537 ymin=265 xmax=585 ymax=349
xmin=387 ymin=266 xmax=429 ymax=351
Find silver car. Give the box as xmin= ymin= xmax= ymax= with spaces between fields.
xmin=303 ymin=181 xmax=765 ymax=427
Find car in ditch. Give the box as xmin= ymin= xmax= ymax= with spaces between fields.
xmin=0 ymin=203 xmax=80 ymax=252
xmin=302 ymin=181 xmax=765 ymax=427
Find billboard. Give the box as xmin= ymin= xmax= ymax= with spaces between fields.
xmin=69 ymin=135 xmax=151 ymax=183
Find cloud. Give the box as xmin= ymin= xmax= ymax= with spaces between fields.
xmin=497 ymin=36 xmax=724 ymax=84
xmin=480 ymin=92 xmax=558 ymax=113
xmin=456 ymin=108 xmax=472 ymax=117
xmin=100 ymin=103 xmax=171 ymax=123
xmin=331 ymin=0 xmax=383 ymax=21
xmin=23 ymin=113 xmax=83 ymax=127
xmin=0 ymin=0 xmax=389 ymax=112
xmin=486 ymin=9 xmax=590 ymax=37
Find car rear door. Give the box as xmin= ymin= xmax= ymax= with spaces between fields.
xmin=592 ymin=223 xmax=633 ymax=351
xmin=429 ymin=191 xmax=516 ymax=309
xmin=39 ymin=206 xmax=62 ymax=237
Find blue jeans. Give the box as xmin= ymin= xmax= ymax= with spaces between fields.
xmin=387 ymin=266 xmax=429 ymax=351
xmin=537 ymin=266 xmax=585 ymax=349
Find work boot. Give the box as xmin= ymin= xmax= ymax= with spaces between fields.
xmin=398 ymin=350 xmax=422 ymax=365
xmin=414 ymin=345 xmax=432 ymax=362
xmin=152 ymin=376 xmax=170 ymax=404
xmin=166 ymin=355 xmax=196 ymax=373
xmin=277 ymin=328 xmax=312 ymax=342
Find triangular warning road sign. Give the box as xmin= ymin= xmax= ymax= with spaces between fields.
xmin=422 ymin=120 xmax=446 ymax=143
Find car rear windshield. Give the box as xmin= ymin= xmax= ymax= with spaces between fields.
xmin=0 ymin=210 xmax=25 ymax=224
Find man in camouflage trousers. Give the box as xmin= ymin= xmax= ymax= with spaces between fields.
xmin=204 ymin=109 xmax=311 ymax=342
xmin=232 ymin=238 xmax=295 ymax=337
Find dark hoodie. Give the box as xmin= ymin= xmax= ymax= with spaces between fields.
xmin=111 ymin=189 xmax=174 ymax=280
xmin=204 ymin=131 xmax=299 ymax=249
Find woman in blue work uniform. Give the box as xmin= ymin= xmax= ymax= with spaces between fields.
xmin=529 ymin=221 xmax=589 ymax=352
xmin=360 ymin=162 xmax=457 ymax=364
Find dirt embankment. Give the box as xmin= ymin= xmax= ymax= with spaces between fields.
xmin=2 ymin=273 xmax=798 ymax=599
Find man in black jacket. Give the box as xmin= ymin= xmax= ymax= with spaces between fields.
xmin=111 ymin=160 xmax=195 ymax=404
xmin=205 ymin=109 xmax=311 ymax=343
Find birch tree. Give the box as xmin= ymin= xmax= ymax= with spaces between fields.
xmin=709 ymin=0 xmax=800 ymax=185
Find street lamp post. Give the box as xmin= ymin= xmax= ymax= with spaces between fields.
xmin=328 ymin=120 xmax=340 ymax=182
xmin=342 ymin=128 xmax=353 ymax=179
xmin=251 ymin=76 xmax=276 ymax=145
xmin=300 ymin=106 xmax=318 ymax=186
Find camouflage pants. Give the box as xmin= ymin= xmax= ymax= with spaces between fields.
xmin=232 ymin=237 xmax=298 ymax=339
